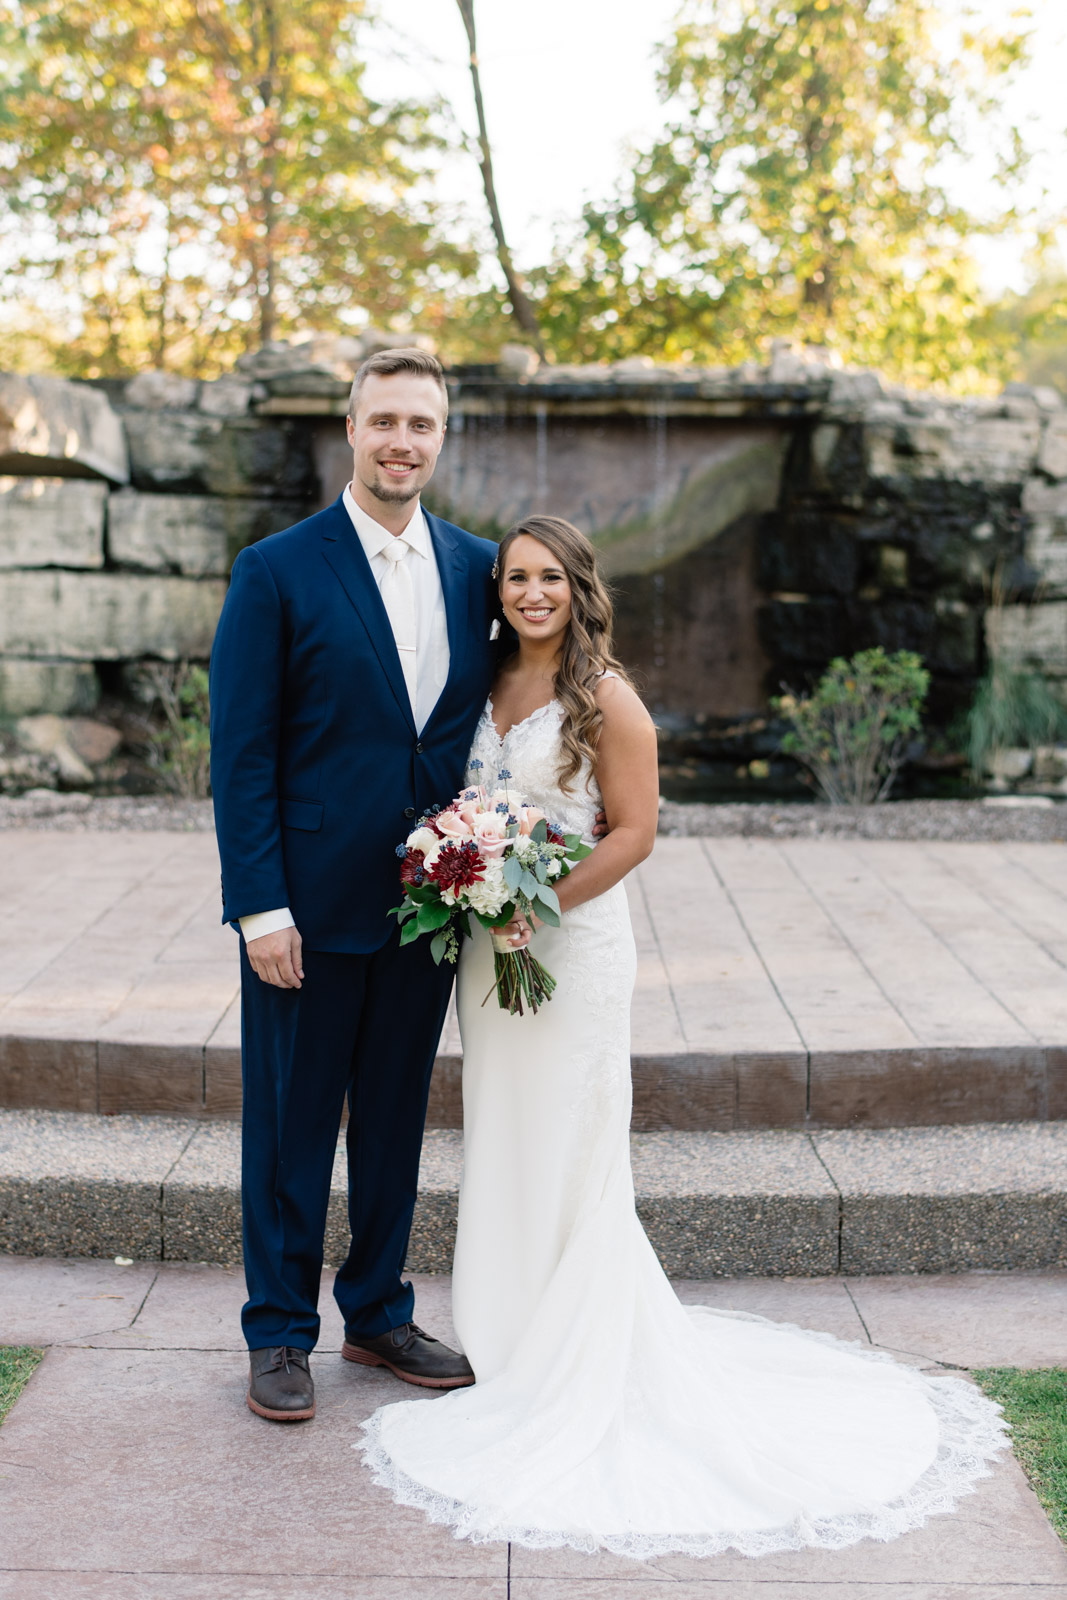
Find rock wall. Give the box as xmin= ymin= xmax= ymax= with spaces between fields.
xmin=0 ymin=345 xmax=1064 ymax=764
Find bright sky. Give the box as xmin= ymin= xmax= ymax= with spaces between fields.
xmin=364 ymin=0 xmax=1067 ymax=296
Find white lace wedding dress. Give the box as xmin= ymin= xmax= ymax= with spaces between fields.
xmin=358 ymin=693 xmax=1008 ymax=1560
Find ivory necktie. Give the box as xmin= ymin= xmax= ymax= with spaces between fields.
xmin=379 ymin=537 xmax=417 ymax=715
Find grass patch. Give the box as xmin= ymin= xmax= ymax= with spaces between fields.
xmin=975 ymin=1368 xmax=1067 ymax=1540
xmin=0 ymin=1346 xmax=43 ymax=1425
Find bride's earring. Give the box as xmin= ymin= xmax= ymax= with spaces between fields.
xmin=491 ymin=558 xmax=499 ymax=579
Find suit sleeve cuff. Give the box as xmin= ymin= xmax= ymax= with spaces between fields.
xmin=239 ymin=907 xmax=296 ymax=942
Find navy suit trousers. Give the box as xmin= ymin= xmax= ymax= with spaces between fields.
xmin=239 ymin=928 xmax=454 ymax=1351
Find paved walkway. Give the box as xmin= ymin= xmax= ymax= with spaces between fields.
xmin=2 ymin=1258 xmax=1066 ymax=1597
xmin=2 ymin=831 xmax=1067 ymax=1126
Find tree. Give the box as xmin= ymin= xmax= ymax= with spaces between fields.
xmin=533 ymin=0 xmax=1033 ymax=388
xmin=0 ymin=0 xmax=477 ymax=375
xmin=454 ymin=0 xmax=544 ymax=359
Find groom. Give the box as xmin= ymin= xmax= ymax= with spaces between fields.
xmin=209 ymin=348 xmax=499 ymax=1422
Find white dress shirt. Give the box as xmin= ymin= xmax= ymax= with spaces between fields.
xmin=240 ymin=489 xmax=451 ymax=944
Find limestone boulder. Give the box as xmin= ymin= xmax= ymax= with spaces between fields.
xmin=123 ymin=373 xmax=200 ymax=410
xmin=198 ymin=378 xmax=258 ymax=418
xmin=866 ymin=414 xmax=1041 ymax=485
xmin=108 ymin=491 xmax=306 ymax=576
xmin=0 ymin=571 xmax=226 ymax=660
xmin=0 ymin=374 xmax=129 ymax=483
xmin=1038 ymin=416 xmax=1067 ymax=481
xmin=987 ymin=601 xmax=1067 ymax=676
xmin=122 ymin=411 xmax=315 ymax=498
xmin=1022 ymin=479 xmax=1067 ymax=597
xmin=0 ymin=660 xmax=99 ymax=717
xmin=0 ymin=477 xmax=107 ymax=569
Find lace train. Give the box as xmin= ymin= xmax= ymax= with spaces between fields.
xmin=358 ymin=1308 xmax=1007 ymax=1560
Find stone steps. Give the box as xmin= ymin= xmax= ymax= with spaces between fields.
xmin=6 ymin=1033 xmax=1067 ymax=1131
xmin=3 ymin=1109 xmax=1067 ymax=1278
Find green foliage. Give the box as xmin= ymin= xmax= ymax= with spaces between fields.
xmin=527 ymin=0 xmax=1033 ymax=389
xmin=0 ymin=0 xmax=477 ymax=376
xmin=774 ymin=648 xmax=930 ymax=805
xmin=975 ymin=1369 xmax=1067 ymax=1541
xmin=144 ymin=662 xmax=211 ymax=798
xmin=965 ymin=665 xmax=1067 ymax=778
xmin=989 ymin=270 xmax=1067 ymax=397
xmin=0 ymin=1347 xmax=43 ymax=1426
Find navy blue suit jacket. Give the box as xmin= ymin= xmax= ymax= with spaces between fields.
xmin=209 ymin=493 xmax=499 ymax=952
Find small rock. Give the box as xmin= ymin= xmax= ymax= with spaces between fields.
xmin=982 ymin=794 xmax=1054 ymax=808
xmin=15 ymin=714 xmax=95 ymax=786
xmin=15 ymin=787 xmax=92 ymax=815
xmin=985 ymin=747 xmax=1034 ymax=782
xmin=66 ymin=717 xmax=122 ymax=766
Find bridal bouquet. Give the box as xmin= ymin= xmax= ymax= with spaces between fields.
xmin=391 ymin=762 xmax=591 ymax=1016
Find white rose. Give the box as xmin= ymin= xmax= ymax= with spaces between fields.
xmin=406 ymin=826 xmax=442 ymax=870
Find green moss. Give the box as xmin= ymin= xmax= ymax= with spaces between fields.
xmin=0 ymin=1346 xmax=44 ymax=1425
xmin=975 ymin=1368 xmax=1067 ymax=1541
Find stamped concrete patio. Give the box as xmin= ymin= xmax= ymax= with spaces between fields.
xmin=2 ymin=828 xmax=1067 ymax=1129
xmin=3 ymin=1256 xmax=1067 ymax=1598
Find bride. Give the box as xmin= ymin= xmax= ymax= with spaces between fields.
xmin=359 ymin=514 xmax=1007 ymax=1559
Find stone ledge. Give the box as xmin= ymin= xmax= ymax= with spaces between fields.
xmin=3 ymin=1111 xmax=1067 ymax=1277
xmin=6 ymin=1033 xmax=1067 ymax=1132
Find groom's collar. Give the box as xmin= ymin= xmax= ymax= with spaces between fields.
xmin=341 ymin=484 xmax=431 ymax=561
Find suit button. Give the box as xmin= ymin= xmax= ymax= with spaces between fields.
xmin=415 ymin=741 xmax=424 ymax=754
xmin=404 ymin=806 xmax=415 ymax=819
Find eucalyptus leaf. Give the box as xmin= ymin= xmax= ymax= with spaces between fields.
xmin=520 ymin=870 xmax=540 ymax=899
xmin=503 ymin=855 xmax=523 ymax=892
xmin=430 ymin=930 xmax=448 ymax=965
xmin=536 ymin=883 xmax=561 ymax=918
xmin=530 ymin=818 xmax=548 ymax=843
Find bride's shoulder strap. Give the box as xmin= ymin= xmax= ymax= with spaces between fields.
xmin=599 ymin=669 xmax=619 ymax=682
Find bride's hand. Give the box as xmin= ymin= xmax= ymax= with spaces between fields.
xmin=494 ymin=910 xmax=543 ymax=949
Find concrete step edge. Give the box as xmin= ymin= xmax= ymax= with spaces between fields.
xmin=2 ymin=1111 xmax=1067 ymax=1277
xmin=3 ymin=1034 xmax=1065 ymax=1130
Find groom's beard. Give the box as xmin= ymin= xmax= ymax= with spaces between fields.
xmin=370 ymin=478 xmax=421 ymax=506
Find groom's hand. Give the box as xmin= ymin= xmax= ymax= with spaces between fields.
xmin=246 ymin=927 xmax=304 ymax=989
xmin=592 ymin=807 xmax=609 ymax=839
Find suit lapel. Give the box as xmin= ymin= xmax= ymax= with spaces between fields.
xmin=319 ymin=495 xmax=416 ymax=733
xmin=426 ymin=511 xmax=470 ymax=694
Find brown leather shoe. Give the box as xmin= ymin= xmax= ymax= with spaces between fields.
xmin=342 ymin=1323 xmax=474 ymax=1389
xmin=247 ymin=1346 xmax=315 ymax=1421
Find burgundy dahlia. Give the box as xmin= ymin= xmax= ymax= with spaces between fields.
xmin=431 ymin=840 xmax=486 ymax=891
xmin=400 ymin=848 xmax=426 ymax=886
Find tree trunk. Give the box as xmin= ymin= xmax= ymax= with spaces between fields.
xmin=455 ymin=0 xmax=546 ymax=359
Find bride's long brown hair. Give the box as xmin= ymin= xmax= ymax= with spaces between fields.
xmin=494 ymin=515 xmax=633 ymax=794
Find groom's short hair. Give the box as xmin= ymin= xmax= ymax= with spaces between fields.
xmin=348 ymin=348 xmax=449 ymax=421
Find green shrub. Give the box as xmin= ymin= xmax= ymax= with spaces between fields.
xmin=143 ymin=662 xmax=211 ymax=799
xmin=773 ymin=648 xmax=930 ymax=805
xmin=965 ymin=664 xmax=1067 ymax=778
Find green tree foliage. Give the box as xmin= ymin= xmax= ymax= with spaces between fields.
xmin=0 ymin=0 xmax=477 ymax=375
xmin=532 ymin=0 xmax=1032 ymax=388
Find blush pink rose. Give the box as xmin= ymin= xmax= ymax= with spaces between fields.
xmin=471 ymin=811 xmax=509 ymax=859
xmin=436 ymin=808 xmax=474 ymax=841
xmin=517 ymin=806 xmax=546 ymax=836
xmin=456 ymin=792 xmax=485 ymax=827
